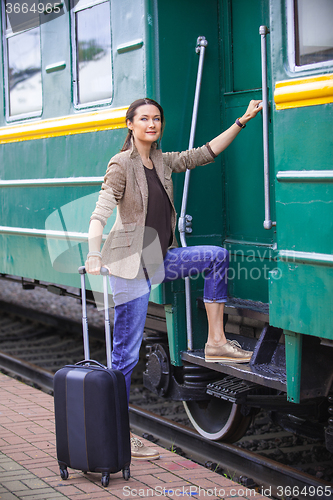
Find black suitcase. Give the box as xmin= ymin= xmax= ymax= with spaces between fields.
xmin=53 ymin=266 xmax=131 ymax=487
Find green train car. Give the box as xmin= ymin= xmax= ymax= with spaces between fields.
xmin=0 ymin=0 xmax=332 ymax=451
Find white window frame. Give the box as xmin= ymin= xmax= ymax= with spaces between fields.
xmin=2 ymin=2 xmax=43 ymax=121
xmin=71 ymin=0 xmax=113 ymax=109
xmin=287 ymin=0 xmax=333 ymax=73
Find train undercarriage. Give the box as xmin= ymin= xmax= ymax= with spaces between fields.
xmin=143 ymin=299 xmax=333 ymax=453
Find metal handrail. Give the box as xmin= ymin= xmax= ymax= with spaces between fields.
xmin=259 ymin=25 xmax=276 ymax=230
xmin=178 ymin=36 xmax=208 ymax=350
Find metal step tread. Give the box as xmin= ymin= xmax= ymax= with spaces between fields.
xmin=181 ymin=349 xmax=286 ymax=392
xmin=206 ymin=375 xmax=259 ymax=403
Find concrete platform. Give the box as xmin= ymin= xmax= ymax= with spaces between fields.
xmin=0 ymin=372 xmax=270 ymax=500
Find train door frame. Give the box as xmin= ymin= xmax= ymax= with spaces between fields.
xmin=220 ymin=0 xmax=277 ymax=305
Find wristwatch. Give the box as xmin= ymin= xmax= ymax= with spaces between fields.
xmin=235 ymin=118 xmax=246 ymax=129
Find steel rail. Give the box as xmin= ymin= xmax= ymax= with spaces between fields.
xmin=0 ymin=299 xmax=105 ymax=339
xmin=0 ymin=351 xmax=54 ymax=393
xmin=129 ymin=405 xmax=332 ymax=500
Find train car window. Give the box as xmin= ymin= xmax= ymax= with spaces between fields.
xmin=293 ymin=0 xmax=333 ymax=67
xmin=72 ymin=0 xmax=112 ymax=106
xmin=3 ymin=2 xmax=42 ymax=118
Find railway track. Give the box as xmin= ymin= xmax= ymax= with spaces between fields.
xmin=0 ymin=295 xmax=332 ymax=499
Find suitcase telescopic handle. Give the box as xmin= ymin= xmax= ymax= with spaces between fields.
xmin=78 ymin=266 xmax=109 ymax=275
xmin=78 ymin=266 xmax=112 ymax=370
xmin=78 ymin=266 xmax=90 ymax=361
xmin=101 ymin=268 xmax=112 ymax=369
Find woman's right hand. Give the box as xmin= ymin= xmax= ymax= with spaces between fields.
xmin=85 ymin=256 xmax=102 ymax=275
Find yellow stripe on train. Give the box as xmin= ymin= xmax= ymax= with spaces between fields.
xmin=274 ymin=73 xmax=333 ymax=110
xmin=0 ymin=106 xmax=128 ymax=144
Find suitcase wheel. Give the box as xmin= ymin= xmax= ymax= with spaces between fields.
xmin=101 ymin=473 xmax=110 ymax=487
xmin=60 ymin=468 xmax=68 ymax=480
xmin=122 ymin=466 xmax=130 ymax=480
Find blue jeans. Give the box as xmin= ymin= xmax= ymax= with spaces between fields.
xmin=110 ymin=245 xmax=229 ymax=402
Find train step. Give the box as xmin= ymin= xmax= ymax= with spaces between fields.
xmin=206 ymin=375 xmax=259 ymax=403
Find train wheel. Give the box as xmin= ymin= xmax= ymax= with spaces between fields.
xmin=183 ymin=399 xmax=251 ymax=442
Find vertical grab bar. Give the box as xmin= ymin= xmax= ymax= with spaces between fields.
xmin=259 ymin=25 xmax=275 ymax=230
xmin=178 ymin=36 xmax=208 ymax=351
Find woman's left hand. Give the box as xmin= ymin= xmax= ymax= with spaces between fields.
xmin=208 ymin=99 xmax=264 ymax=157
xmin=240 ymin=100 xmax=263 ymax=125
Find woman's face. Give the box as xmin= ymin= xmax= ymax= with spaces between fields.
xmin=127 ymin=104 xmax=162 ymax=146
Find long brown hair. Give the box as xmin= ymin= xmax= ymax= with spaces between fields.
xmin=121 ymin=98 xmax=165 ymax=152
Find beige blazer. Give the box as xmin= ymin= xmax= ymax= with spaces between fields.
xmin=90 ymin=140 xmax=215 ymax=279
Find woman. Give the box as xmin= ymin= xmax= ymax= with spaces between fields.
xmin=86 ymin=98 xmax=262 ymax=459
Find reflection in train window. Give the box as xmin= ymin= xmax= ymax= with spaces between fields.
xmin=3 ymin=6 xmax=42 ymax=118
xmin=72 ymin=0 xmax=112 ymax=106
xmin=294 ymin=0 xmax=333 ymax=66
